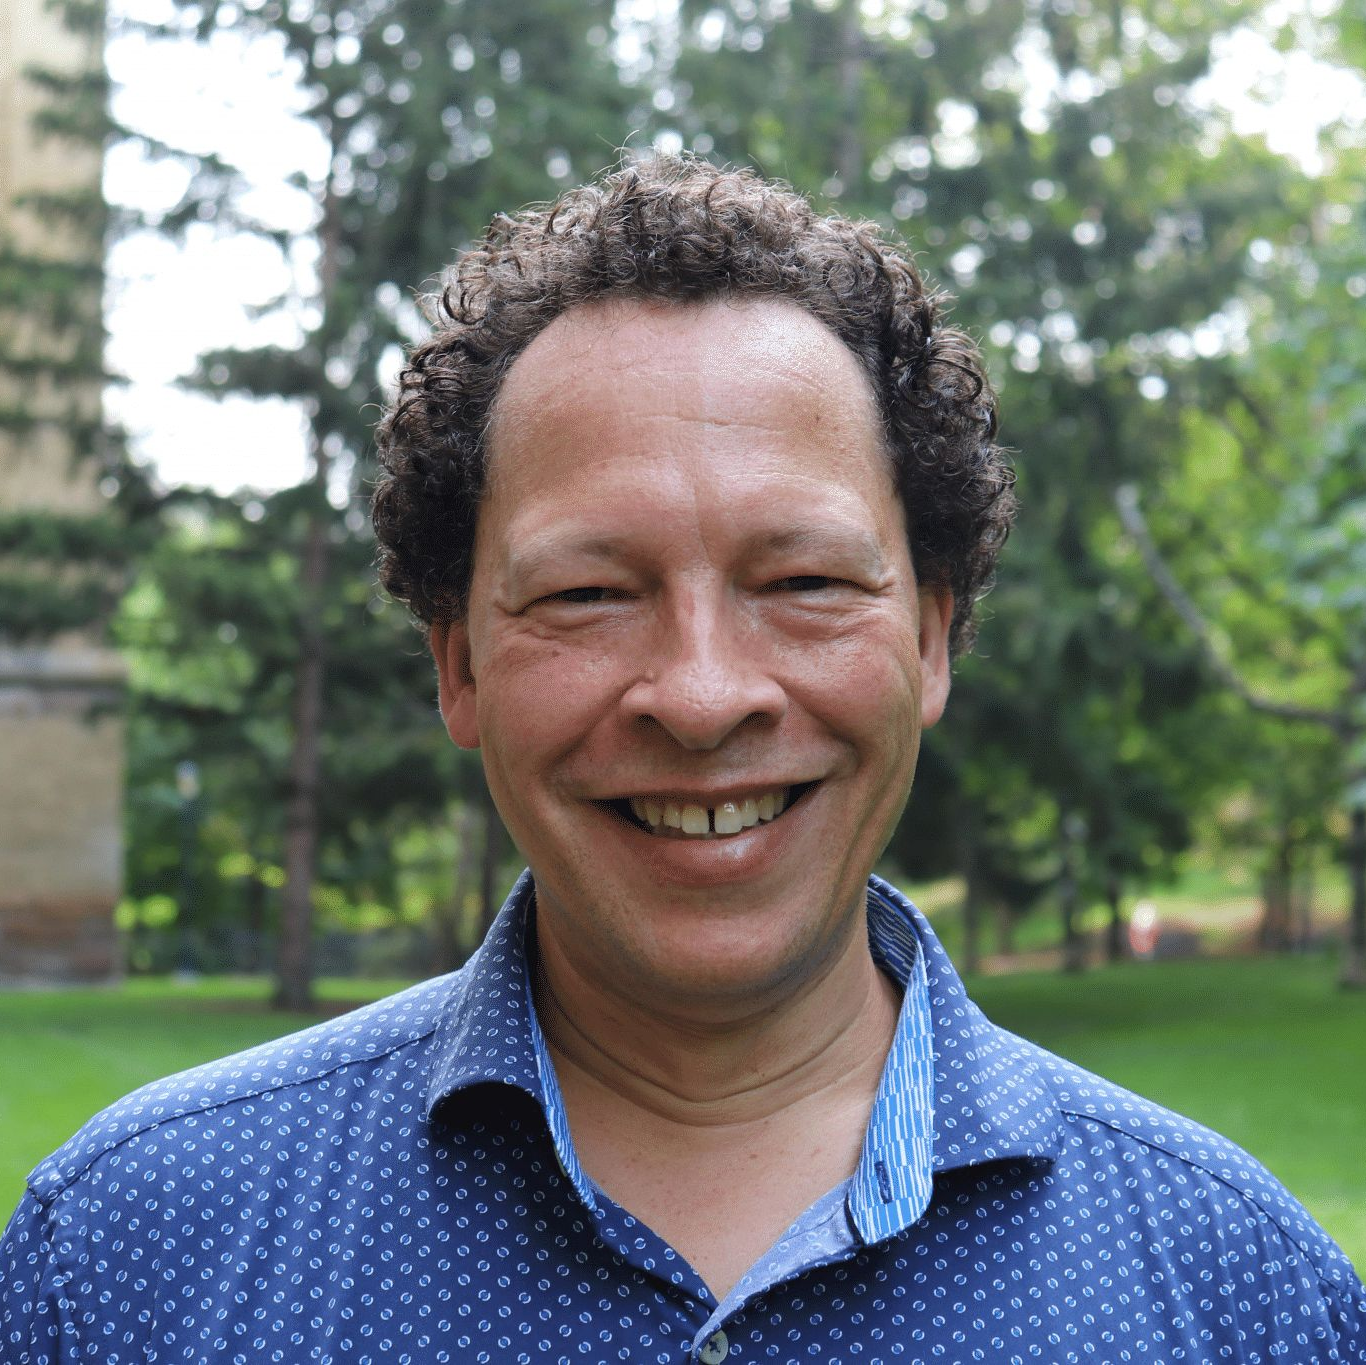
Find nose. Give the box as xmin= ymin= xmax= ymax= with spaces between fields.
xmin=620 ymin=591 xmax=787 ymax=750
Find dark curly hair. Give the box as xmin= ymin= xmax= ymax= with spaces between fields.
xmin=373 ymin=155 xmax=1014 ymax=657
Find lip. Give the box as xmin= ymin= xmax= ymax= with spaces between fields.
xmin=589 ymin=779 xmax=819 ymax=889
xmin=593 ymin=780 xmax=819 ymax=806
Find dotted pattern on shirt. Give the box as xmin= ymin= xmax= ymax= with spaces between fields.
xmin=2 ymin=873 xmax=1363 ymax=1364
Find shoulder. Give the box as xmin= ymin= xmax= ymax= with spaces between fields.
xmin=25 ymin=970 xmax=467 ymax=1207
xmin=1018 ymin=1030 xmax=1364 ymax=1307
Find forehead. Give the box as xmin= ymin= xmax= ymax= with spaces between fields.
xmin=490 ymin=295 xmax=882 ymax=468
xmin=477 ymin=296 xmax=901 ymax=567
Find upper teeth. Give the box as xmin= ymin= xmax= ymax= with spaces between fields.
xmin=628 ymin=790 xmax=790 ymax=836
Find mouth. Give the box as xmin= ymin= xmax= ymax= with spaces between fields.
xmin=599 ymin=782 xmax=819 ymax=840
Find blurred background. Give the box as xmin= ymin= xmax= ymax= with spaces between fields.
xmin=1 ymin=0 xmax=1363 ymax=1259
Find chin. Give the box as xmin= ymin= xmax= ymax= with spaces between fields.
xmin=622 ymin=905 xmax=850 ymax=1002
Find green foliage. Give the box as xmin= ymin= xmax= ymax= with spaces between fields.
xmin=105 ymin=0 xmax=643 ymax=1001
xmin=654 ymin=0 xmax=1328 ymax=924
xmin=97 ymin=0 xmax=1366 ymax=977
xmin=0 ymin=572 xmax=120 ymax=637
xmin=0 ymin=0 xmax=153 ymax=659
xmin=11 ymin=185 xmax=109 ymax=239
xmin=22 ymin=65 xmax=110 ymax=144
xmin=1120 ymin=132 xmax=1366 ymax=963
xmin=43 ymin=0 xmax=107 ymax=38
xmin=0 ymin=246 xmax=103 ymax=312
xmin=0 ymin=510 xmax=130 ymax=561
xmin=114 ymin=491 xmax=474 ymax=947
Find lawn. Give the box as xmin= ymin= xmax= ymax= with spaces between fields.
xmin=1 ymin=958 xmax=1362 ymax=1273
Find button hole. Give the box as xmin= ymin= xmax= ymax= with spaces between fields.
xmin=874 ymin=1158 xmax=892 ymax=1202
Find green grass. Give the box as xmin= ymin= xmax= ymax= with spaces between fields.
xmin=1 ymin=961 xmax=1362 ymax=1274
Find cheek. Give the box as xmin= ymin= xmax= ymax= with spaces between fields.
xmin=777 ymin=618 xmax=923 ymax=734
xmin=477 ymin=631 xmax=635 ymax=763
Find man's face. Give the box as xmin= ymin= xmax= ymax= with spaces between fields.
xmin=433 ymin=297 xmax=951 ymax=1012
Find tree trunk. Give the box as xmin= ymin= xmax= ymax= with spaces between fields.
xmin=993 ymin=900 xmax=1015 ymax=958
xmin=1293 ymin=848 xmax=1315 ymax=953
xmin=245 ymin=868 xmax=267 ymax=974
xmin=1340 ymin=804 xmax=1366 ymax=990
xmin=478 ymin=775 xmax=507 ymax=941
xmin=272 ymin=174 xmax=342 ymax=1013
xmin=1059 ymin=815 xmax=1087 ymax=973
xmin=434 ymin=801 xmax=480 ymax=973
xmin=835 ymin=0 xmax=864 ymax=196
xmin=274 ymin=448 xmax=330 ymax=1011
xmin=1059 ymin=869 xmax=1084 ymax=972
xmin=1104 ymin=873 xmax=1126 ymax=964
xmin=1258 ymin=825 xmax=1294 ymax=953
xmin=174 ymin=789 xmax=200 ymax=977
xmin=959 ymin=832 xmax=982 ymax=976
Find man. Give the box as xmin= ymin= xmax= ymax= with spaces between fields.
xmin=3 ymin=158 xmax=1362 ymax=1363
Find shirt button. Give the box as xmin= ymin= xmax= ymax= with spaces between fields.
xmin=699 ymin=1329 xmax=729 ymax=1364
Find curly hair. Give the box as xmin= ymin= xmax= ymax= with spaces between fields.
xmin=372 ymin=155 xmax=1014 ymax=657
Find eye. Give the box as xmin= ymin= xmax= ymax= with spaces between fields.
xmin=542 ymin=586 xmax=618 ymax=605
xmin=768 ymin=575 xmax=844 ymax=592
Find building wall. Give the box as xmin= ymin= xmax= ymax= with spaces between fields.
xmin=0 ymin=0 xmax=123 ymax=981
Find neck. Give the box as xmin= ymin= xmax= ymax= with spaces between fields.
xmin=532 ymin=918 xmax=902 ymax=1131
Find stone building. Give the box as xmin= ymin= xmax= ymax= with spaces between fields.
xmin=0 ymin=0 xmax=123 ymax=980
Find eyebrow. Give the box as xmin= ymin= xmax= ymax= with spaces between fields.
xmin=503 ymin=535 xmax=633 ymax=590
xmin=504 ymin=522 xmax=888 ymax=587
xmin=750 ymin=524 xmax=887 ymax=564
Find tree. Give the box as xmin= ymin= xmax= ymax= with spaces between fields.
xmin=1112 ymin=146 xmax=1366 ymax=984
xmin=1 ymin=0 xmax=153 ymax=644
xmin=650 ymin=0 xmax=1318 ymax=956
xmin=115 ymin=488 xmax=470 ymax=967
xmin=118 ymin=0 xmax=637 ymax=1005
xmin=0 ymin=0 xmax=167 ymax=980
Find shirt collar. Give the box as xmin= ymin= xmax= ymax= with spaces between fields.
xmin=851 ymin=875 xmax=1065 ymax=1242
xmin=425 ymin=870 xmax=1064 ymax=1236
xmin=425 ymin=868 xmax=543 ymax=1105
xmin=423 ymin=869 xmax=598 ymax=1207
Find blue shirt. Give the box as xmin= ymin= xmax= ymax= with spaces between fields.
xmin=3 ymin=873 xmax=1363 ymax=1363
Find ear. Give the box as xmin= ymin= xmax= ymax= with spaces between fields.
xmin=430 ymin=622 xmax=481 ymax=750
xmin=917 ymin=587 xmax=953 ymax=729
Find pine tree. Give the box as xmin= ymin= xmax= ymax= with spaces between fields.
xmin=0 ymin=0 xmax=157 ymax=980
xmin=123 ymin=0 xmax=636 ymax=1006
xmin=1 ymin=0 xmax=151 ymax=641
xmin=653 ymin=0 xmax=1320 ymax=962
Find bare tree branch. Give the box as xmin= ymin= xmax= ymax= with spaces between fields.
xmin=1114 ymin=485 xmax=1353 ymax=736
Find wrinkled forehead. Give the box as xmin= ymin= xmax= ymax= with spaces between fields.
xmin=484 ymin=295 xmax=887 ymax=490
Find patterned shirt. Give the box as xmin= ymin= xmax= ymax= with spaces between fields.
xmin=3 ymin=873 xmax=1363 ymax=1363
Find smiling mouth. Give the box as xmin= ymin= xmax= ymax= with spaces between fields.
xmin=602 ymin=783 xmax=818 ymax=839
